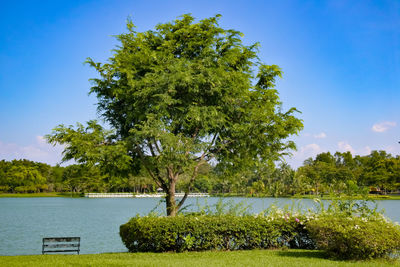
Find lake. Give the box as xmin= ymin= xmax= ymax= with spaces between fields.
xmin=0 ymin=197 xmax=399 ymax=255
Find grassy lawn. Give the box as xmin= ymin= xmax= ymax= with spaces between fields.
xmin=290 ymin=194 xmax=400 ymax=200
xmin=1 ymin=250 xmax=398 ymax=267
xmin=211 ymin=193 xmax=400 ymax=200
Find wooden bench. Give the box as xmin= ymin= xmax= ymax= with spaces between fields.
xmin=42 ymin=237 xmax=80 ymax=254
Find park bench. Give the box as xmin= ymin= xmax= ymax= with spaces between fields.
xmin=42 ymin=237 xmax=80 ymax=254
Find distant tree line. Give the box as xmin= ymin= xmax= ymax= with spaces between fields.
xmin=0 ymin=150 xmax=399 ymax=195
xmin=0 ymin=160 xmax=155 ymax=193
xmin=243 ymin=150 xmax=400 ymax=196
xmin=295 ymin=150 xmax=400 ymax=196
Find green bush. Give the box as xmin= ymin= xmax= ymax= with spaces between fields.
xmin=306 ymin=215 xmax=400 ymax=260
xmin=120 ymin=199 xmax=400 ymax=259
xmin=120 ymin=214 xmax=313 ymax=252
xmin=0 ymin=185 xmax=10 ymax=192
xmin=14 ymin=185 xmax=37 ymax=193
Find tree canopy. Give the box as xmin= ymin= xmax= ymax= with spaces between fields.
xmin=47 ymin=14 xmax=303 ymax=216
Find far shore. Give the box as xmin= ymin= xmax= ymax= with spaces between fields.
xmin=1 ymin=192 xmax=400 ymax=200
xmin=0 ymin=192 xmax=82 ymax=198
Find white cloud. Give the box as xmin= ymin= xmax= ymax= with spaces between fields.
xmin=385 ymin=145 xmax=400 ymax=155
xmin=300 ymin=143 xmax=321 ymax=154
xmin=337 ymin=141 xmax=355 ymax=154
xmin=36 ymin=135 xmax=48 ymax=146
xmin=372 ymin=121 xmax=396 ymax=133
xmin=313 ymin=132 xmax=327 ymax=139
xmin=0 ymin=136 xmax=64 ymax=165
xmin=287 ymin=143 xmax=322 ymax=168
xmin=362 ymin=146 xmax=371 ymax=155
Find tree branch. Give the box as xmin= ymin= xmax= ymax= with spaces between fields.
xmin=136 ymin=145 xmax=167 ymax=189
xmin=177 ymin=152 xmax=206 ymax=210
xmin=152 ymin=138 xmax=162 ymax=154
xmin=147 ymin=138 xmax=157 ymax=157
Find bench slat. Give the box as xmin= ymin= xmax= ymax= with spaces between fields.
xmin=43 ymin=250 xmax=80 ymax=253
xmin=43 ymin=244 xmax=80 ymax=249
xmin=43 ymin=237 xmax=80 ymax=242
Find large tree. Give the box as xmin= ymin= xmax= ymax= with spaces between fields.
xmin=47 ymin=14 xmax=303 ymax=216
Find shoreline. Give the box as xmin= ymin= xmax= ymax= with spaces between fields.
xmin=1 ymin=192 xmax=400 ymax=200
xmin=0 ymin=192 xmax=82 ymax=198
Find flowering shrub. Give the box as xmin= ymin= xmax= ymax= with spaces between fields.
xmin=306 ymin=214 xmax=400 ymax=259
xmin=120 ymin=214 xmax=312 ymax=252
xmin=120 ymin=199 xmax=400 ymax=259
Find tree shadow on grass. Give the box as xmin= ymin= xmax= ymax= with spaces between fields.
xmin=276 ymin=250 xmax=328 ymax=260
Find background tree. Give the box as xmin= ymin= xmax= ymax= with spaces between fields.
xmin=47 ymin=14 xmax=303 ymax=216
xmin=1 ymin=149 xmax=399 ymax=196
xmin=297 ymin=150 xmax=400 ymax=196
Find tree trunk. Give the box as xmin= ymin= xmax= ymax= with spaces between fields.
xmin=166 ymin=180 xmax=177 ymax=216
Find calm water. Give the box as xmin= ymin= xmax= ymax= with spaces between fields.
xmin=0 ymin=197 xmax=399 ymax=255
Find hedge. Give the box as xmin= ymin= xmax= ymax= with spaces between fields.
xmin=307 ymin=215 xmax=400 ymax=260
xmin=120 ymin=215 xmax=314 ymax=252
xmin=120 ymin=213 xmax=400 ymax=260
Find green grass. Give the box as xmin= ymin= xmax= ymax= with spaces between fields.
xmin=212 ymin=193 xmax=400 ymax=200
xmin=0 ymin=192 xmax=82 ymax=198
xmin=0 ymin=250 xmax=398 ymax=267
xmin=365 ymin=194 xmax=400 ymax=200
xmin=289 ymin=194 xmax=400 ymax=200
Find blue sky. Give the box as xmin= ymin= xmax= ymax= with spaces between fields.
xmin=0 ymin=0 xmax=399 ymax=167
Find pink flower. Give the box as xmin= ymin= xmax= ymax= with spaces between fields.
xmin=295 ymin=218 xmax=300 ymax=223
